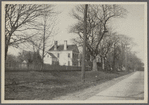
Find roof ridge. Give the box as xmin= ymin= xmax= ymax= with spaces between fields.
xmin=49 ymin=44 xmax=78 ymax=51
xmin=57 ymin=44 xmax=76 ymax=46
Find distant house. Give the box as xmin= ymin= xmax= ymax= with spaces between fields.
xmin=20 ymin=60 xmax=28 ymax=68
xmin=44 ymin=40 xmax=80 ymax=66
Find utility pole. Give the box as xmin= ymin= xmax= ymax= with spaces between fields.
xmin=81 ymin=4 xmax=88 ymax=83
xmin=41 ymin=5 xmax=47 ymax=70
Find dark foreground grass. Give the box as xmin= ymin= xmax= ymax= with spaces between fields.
xmin=5 ymin=70 xmax=131 ymax=100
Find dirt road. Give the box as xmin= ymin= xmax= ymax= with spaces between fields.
xmin=87 ymin=71 xmax=144 ymax=100
xmin=53 ymin=71 xmax=143 ymax=100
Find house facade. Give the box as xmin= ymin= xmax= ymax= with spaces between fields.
xmin=44 ymin=40 xmax=80 ymax=66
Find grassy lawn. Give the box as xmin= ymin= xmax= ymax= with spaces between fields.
xmin=5 ymin=70 xmax=131 ymax=100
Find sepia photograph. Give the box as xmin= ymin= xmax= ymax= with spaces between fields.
xmin=1 ymin=1 xmax=148 ymax=104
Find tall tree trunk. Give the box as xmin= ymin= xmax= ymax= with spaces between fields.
xmin=5 ymin=33 xmax=11 ymax=60
xmin=41 ymin=6 xmax=47 ymax=70
xmin=113 ymin=53 xmax=116 ymax=72
xmin=101 ymin=57 xmax=105 ymax=70
xmin=92 ymin=58 xmax=98 ymax=71
xmin=5 ymin=45 xmax=8 ymax=60
xmin=5 ymin=35 xmax=11 ymax=60
xmin=41 ymin=23 xmax=46 ymax=70
xmin=112 ymin=44 xmax=116 ymax=72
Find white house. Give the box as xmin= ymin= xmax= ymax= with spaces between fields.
xmin=44 ymin=40 xmax=80 ymax=66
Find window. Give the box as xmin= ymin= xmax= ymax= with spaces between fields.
xmin=68 ymin=61 xmax=70 ymax=66
xmin=57 ymin=53 xmax=59 ymax=58
xmin=73 ymin=53 xmax=75 ymax=58
xmin=68 ymin=53 xmax=70 ymax=58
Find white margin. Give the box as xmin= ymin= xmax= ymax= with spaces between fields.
xmin=1 ymin=1 xmax=148 ymax=104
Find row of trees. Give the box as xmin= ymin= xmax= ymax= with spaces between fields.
xmin=97 ymin=33 xmax=143 ymax=72
xmin=78 ymin=32 xmax=144 ymax=72
xmin=71 ymin=4 xmax=143 ymax=72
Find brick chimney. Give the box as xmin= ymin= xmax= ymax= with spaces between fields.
xmin=54 ymin=41 xmax=58 ymax=50
xmin=64 ymin=40 xmax=67 ymax=50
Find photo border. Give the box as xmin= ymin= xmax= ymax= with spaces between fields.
xmin=1 ymin=0 xmax=148 ymax=104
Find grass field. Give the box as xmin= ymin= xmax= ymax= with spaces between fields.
xmin=5 ymin=70 xmax=131 ymax=100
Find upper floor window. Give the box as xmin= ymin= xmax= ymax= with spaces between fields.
xmin=68 ymin=53 xmax=70 ymax=58
xmin=57 ymin=53 xmax=59 ymax=58
xmin=68 ymin=61 xmax=70 ymax=66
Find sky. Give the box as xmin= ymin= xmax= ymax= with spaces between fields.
xmin=110 ymin=4 xmax=146 ymax=62
xmin=8 ymin=3 xmax=147 ymax=63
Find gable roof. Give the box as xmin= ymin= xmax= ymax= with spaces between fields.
xmin=47 ymin=53 xmax=57 ymax=59
xmin=49 ymin=45 xmax=79 ymax=53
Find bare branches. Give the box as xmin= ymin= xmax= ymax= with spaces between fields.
xmin=5 ymin=4 xmax=54 ymax=59
xmin=70 ymin=4 xmax=128 ymax=71
xmin=71 ymin=4 xmax=127 ymax=58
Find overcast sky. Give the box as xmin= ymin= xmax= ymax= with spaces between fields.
xmin=8 ymin=3 xmax=147 ymax=62
xmin=110 ymin=4 xmax=146 ymax=62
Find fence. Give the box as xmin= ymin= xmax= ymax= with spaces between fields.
xmin=44 ymin=64 xmax=90 ymax=71
xmin=5 ymin=63 xmax=91 ymax=71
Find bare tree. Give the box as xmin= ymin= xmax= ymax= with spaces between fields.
xmin=118 ymin=35 xmax=134 ymax=71
xmin=111 ymin=35 xmax=121 ymax=72
xmin=70 ymin=4 xmax=127 ymax=71
xmin=98 ymin=33 xmax=115 ymax=70
xmin=126 ymin=52 xmax=144 ymax=71
xmin=26 ymin=5 xmax=58 ymax=70
xmin=5 ymin=4 xmax=52 ymax=60
xmin=105 ymin=34 xmax=134 ymax=72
